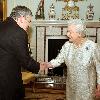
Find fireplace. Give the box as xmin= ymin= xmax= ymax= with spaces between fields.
xmin=45 ymin=35 xmax=68 ymax=76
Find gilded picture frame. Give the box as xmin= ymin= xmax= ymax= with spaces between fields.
xmin=0 ymin=0 xmax=7 ymax=21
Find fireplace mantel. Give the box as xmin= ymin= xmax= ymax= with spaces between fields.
xmin=33 ymin=20 xmax=100 ymax=27
xmin=30 ymin=20 xmax=100 ymax=62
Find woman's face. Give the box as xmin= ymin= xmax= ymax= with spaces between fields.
xmin=67 ymin=25 xmax=80 ymax=43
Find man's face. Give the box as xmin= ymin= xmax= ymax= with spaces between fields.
xmin=67 ymin=25 xmax=80 ymax=43
xmin=17 ymin=15 xmax=32 ymax=31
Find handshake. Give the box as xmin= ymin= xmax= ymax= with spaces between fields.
xmin=39 ymin=62 xmax=53 ymax=75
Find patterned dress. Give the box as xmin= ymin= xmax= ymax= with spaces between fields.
xmin=50 ymin=39 xmax=100 ymax=100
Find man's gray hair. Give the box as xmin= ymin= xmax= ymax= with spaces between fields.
xmin=10 ymin=6 xmax=33 ymax=20
xmin=67 ymin=19 xmax=87 ymax=37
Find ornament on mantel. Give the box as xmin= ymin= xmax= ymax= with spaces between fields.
xmin=62 ymin=0 xmax=79 ymax=20
xmin=35 ymin=0 xmax=45 ymax=20
xmin=48 ymin=3 xmax=56 ymax=20
xmin=67 ymin=0 xmax=75 ymax=7
xmin=86 ymin=3 xmax=94 ymax=20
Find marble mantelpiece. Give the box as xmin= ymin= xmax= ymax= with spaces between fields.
xmin=30 ymin=20 xmax=100 ymax=62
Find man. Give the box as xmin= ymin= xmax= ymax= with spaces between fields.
xmin=45 ymin=19 xmax=100 ymax=100
xmin=0 ymin=6 xmax=45 ymax=100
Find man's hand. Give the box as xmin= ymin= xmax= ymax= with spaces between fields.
xmin=38 ymin=62 xmax=48 ymax=75
xmin=97 ymin=84 xmax=100 ymax=91
xmin=95 ymin=84 xmax=100 ymax=98
xmin=38 ymin=62 xmax=53 ymax=75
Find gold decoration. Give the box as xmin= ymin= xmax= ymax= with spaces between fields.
xmin=64 ymin=0 xmax=78 ymax=2
xmin=0 ymin=0 xmax=7 ymax=21
xmin=64 ymin=0 xmax=84 ymax=2
xmin=62 ymin=0 xmax=79 ymax=20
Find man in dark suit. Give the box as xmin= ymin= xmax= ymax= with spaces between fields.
xmin=0 ymin=6 xmax=45 ymax=100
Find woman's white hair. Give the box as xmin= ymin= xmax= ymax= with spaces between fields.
xmin=67 ymin=19 xmax=87 ymax=37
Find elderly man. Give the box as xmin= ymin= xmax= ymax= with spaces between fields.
xmin=0 ymin=6 xmax=45 ymax=100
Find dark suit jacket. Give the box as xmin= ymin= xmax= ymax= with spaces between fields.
xmin=0 ymin=17 xmax=40 ymax=100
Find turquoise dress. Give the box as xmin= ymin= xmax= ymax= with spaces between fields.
xmin=50 ymin=39 xmax=100 ymax=100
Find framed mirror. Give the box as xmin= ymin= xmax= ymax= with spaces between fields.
xmin=0 ymin=0 xmax=7 ymax=21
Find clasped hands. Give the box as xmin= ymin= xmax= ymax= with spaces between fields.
xmin=39 ymin=62 xmax=53 ymax=75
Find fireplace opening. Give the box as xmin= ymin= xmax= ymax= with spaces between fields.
xmin=47 ymin=38 xmax=68 ymax=76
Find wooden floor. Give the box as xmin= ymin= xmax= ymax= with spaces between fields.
xmin=23 ymin=73 xmax=100 ymax=100
xmin=24 ymin=86 xmax=100 ymax=100
xmin=24 ymin=82 xmax=66 ymax=100
xmin=25 ymin=88 xmax=65 ymax=100
xmin=22 ymin=72 xmax=66 ymax=100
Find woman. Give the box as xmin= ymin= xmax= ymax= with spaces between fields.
xmin=46 ymin=19 xmax=100 ymax=100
